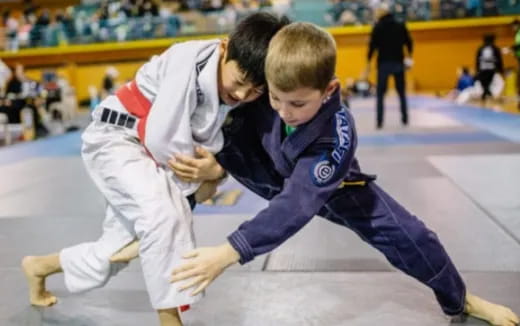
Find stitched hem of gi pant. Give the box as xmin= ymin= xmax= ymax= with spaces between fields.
xmin=442 ymin=286 xmax=467 ymax=316
xmin=228 ymin=231 xmax=255 ymax=264
xmin=151 ymin=293 xmax=202 ymax=310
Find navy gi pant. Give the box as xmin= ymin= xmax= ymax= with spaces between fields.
xmin=318 ymin=182 xmax=466 ymax=316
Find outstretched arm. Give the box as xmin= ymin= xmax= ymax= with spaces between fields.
xmin=171 ymin=110 xmax=357 ymax=295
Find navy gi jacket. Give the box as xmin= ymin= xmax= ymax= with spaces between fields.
xmin=216 ymin=90 xmax=375 ymax=264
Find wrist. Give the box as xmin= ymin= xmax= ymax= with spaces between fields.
xmin=220 ymin=242 xmax=240 ymax=266
xmin=212 ymin=164 xmax=227 ymax=182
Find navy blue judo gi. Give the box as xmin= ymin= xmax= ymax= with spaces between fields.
xmin=216 ymin=90 xmax=466 ymax=316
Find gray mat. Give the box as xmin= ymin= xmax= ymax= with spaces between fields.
xmin=3 ymin=270 xmax=518 ymax=326
xmin=429 ymin=154 xmax=520 ymax=242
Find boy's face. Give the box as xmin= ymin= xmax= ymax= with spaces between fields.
xmin=268 ymin=80 xmax=339 ymax=127
xmin=218 ymin=40 xmax=264 ymax=106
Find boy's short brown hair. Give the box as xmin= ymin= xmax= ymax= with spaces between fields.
xmin=265 ymin=22 xmax=336 ymax=92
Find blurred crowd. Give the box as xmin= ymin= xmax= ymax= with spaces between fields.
xmin=0 ymin=0 xmax=292 ymax=51
xmin=2 ymin=0 xmax=518 ymax=51
xmin=325 ymin=0 xmax=511 ymax=26
xmin=0 ymin=62 xmax=77 ymax=140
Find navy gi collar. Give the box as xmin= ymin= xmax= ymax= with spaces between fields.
xmin=280 ymin=88 xmax=342 ymax=163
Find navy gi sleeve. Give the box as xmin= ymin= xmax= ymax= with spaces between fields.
xmin=228 ymin=111 xmax=357 ymax=264
xmin=216 ymin=105 xmax=284 ymax=200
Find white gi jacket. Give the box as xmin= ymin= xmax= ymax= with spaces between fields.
xmin=60 ymin=39 xmax=231 ymax=310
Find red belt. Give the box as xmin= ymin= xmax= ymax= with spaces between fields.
xmin=115 ymin=80 xmax=150 ymax=143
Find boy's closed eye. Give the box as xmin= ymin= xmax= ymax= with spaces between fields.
xmin=290 ymin=102 xmax=306 ymax=108
xmin=253 ymin=86 xmax=265 ymax=95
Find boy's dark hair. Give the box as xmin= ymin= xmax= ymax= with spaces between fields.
xmin=227 ymin=12 xmax=290 ymax=87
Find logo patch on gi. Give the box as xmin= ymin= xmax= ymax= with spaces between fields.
xmin=310 ymin=109 xmax=351 ymax=187
xmin=312 ymin=159 xmax=336 ymax=185
xmin=331 ymin=110 xmax=350 ymax=165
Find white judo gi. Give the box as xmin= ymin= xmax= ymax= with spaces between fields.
xmin=60 ymin=40 xmax=231 ymax=309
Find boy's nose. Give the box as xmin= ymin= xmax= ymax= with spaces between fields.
xmin=277 ymin=106 xmax=292 ymax=120
xmin=234 ymin=88 xmax=249 ymax=101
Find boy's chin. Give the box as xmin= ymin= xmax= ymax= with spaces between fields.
xmin=284 ymin=120 xmax=300 ymax=127
xmin=220 ymin=96 xmax=239 ymax=107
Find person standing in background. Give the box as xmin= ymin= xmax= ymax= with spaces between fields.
xmin=475 ymin=34 xmax=503 ymax=102
xmin=366 ymin=3 xmax=413 ymax=129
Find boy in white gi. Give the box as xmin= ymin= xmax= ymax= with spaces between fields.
xmin=21 ymin=12 xmax=289 ymax=326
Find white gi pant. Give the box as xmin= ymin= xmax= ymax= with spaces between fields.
xmin=60 ymin=111 xmax=202 ymax=310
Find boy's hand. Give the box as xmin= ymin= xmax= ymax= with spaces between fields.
xmin=168 ymin=146 xmax=225 ymax=183
xmin=171 ymin=242 xmax=240 ymax=296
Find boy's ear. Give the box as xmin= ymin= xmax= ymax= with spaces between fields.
xmin=325 ymin=78 xmax=341 ymax=97
xmin=219 ymin=38 xmax=229 ymax=60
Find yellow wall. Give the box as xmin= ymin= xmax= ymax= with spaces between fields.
xmin=25 ymin=62 xmax=144 ymax=100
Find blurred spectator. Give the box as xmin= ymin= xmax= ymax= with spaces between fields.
xmin=57 ymin=7 xmax=77 ymax=43
xmin=445 ymin=66 xmax=474 ymax=100
xmin=271 ymin=0 xmax=292 ymax=17
xmin=0 ymin=59 xmax=11 ymax=96
xmin=456 ymin=67 xmax=475 ymax=92
xmin=18 ymin=15 xmax=33 ymax=48
xmin=2 ymin=64 xmax=48 ymax=136
xmin=23 ymin=0 xmax=39 ymax=19
xmin=466 ymin=0 xmax=479 ymax=16
xmin=482 ymin=0 xmax=499 ymax=16
xmin=367 ymin=2 xmax=413 ymax=129
xmin=5 ymin=65 xmax=23 ymax=98
xmin=325 ymin=0 xmax=349 ymax=25
xmin=3 ymin=10 xmax=19 ymax=51
xmin=139 ymin=0 xmax=160 ymax=17
xmin=475 ymin=34 xmax=503 ymax=101
xmin=101 ymin=66 xmax=119 ymax=99
xmin=41 ymin=69 xmax=62 ymax=112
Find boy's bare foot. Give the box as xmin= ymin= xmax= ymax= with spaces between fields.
xmin=21 ymin=256 xmax=58 ymax=307
xmin=110 ymin=240 xmax=140 ymax=263
xmin=465 ymin=293 xmax=519 ymax=326
xmin=216 ymin=189 xmax=242 ymax=206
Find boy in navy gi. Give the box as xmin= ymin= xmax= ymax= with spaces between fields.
xmin=120 ymin=22 xmax=519 ymax=326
